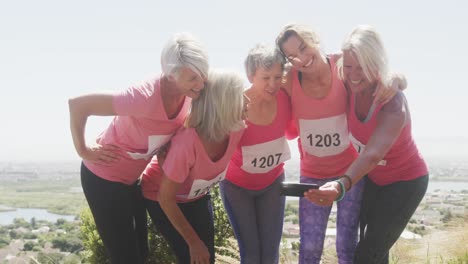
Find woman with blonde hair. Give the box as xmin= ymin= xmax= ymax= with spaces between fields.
xmin=141 ymin=70 xmax=246 ymax=264
xmin=276 ymin=24 xmax=405 ymax=264
xmin=306 ymin=25 xmax=428 ymax=264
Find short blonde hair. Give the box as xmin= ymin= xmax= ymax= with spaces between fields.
xmin=276 ymin=24 xmax=321 ymax=56
xmin=337 ymin=25 xmax=388 ymax=83
xmin=185 ymin=70 xmax=245 ymax=142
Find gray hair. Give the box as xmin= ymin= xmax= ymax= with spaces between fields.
xmin=245 ymin=44 xmax=285 ymax=77
xmin=338 ymin=25 xmax=388 ymax=83
xmin=185 ymin=69 xmax=245 ymax=142
xmin=276 ymin=24 xmax=321 ymax=56
xmin=160 ymin=32 xmax=209 ymax=80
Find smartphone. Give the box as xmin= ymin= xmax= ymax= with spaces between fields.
xmin=280 ymin=182 xmax=319 ymax=197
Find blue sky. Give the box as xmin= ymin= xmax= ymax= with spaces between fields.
xmin=1 ymin=0 xmax=467 ymax=162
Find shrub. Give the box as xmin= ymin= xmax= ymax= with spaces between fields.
xmin=23 ymin=241 xmax=36 ymax=251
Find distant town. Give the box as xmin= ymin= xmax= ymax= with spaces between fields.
xmin=0 ymin=156 xmax=467 ymax=263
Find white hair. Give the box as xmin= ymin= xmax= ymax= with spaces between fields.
xmin=338 ymin=25 xmax=388 ymax=83
xmin=160 ymin=32 xmax=209 ymax=80
xmin=185 ymin=70 xmax=245 ymax=142
xmin=245 ymin=44 xmax=285 ymax=77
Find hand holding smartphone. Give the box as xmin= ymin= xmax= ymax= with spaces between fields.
xmin=280 ymin=182 xmax=319 ymax=197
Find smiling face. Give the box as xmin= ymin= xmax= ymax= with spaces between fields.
xmin=249 ymin=63 xmax=283 ymax=100
xmin=342 ymin=50 xmax=378 ymax=94
xmin=281 ymin=34 xmax=320 ymax=73
xmin=173 ymin=67 xmax=206 ymax=99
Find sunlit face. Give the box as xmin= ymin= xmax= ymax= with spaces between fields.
xmin=342 ymin=50 xmax=377 ymax=94
xmin=281 ymin=34 xmax=320 ymax=73
xmin=250 ymin=63 xmax=283 ymax=100
xmin=173 ymin=67 xmax=206 ymax=99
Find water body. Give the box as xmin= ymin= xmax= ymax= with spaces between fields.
xmin=0 ymin=207 xmax=76 ymax=225
xmin=427 ymin=180 xmax=468 ymax=192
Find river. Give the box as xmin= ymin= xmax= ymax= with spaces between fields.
xmin=0 ymin=207 xmax=76 ymax=226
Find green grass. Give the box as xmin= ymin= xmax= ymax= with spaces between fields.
xmin=0 ymin=179 xmax=86 ymax=216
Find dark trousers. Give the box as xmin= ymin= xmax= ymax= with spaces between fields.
xmin=145 ymin=195 xmax=215 ymax=264
xmin=81 ymin=163 xmax=148 ymax=264
xmin=354 ymin=175 xmax=428 ymax=264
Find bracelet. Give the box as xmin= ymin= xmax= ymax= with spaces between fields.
xmin=339 ymin=175 xmax=353 ymax=191
xmin=334 ymin=180 xmax=346 ymax=202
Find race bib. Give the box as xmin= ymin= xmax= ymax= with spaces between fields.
xmin=241 ymin=136 xmax=291 ymax=174
xmin=186 ymin=169 xmax=227 ymax=199
xmin=299 ymin=114 xmax=350 ymax=157
xmin=350 ymin=134 xmax=386 ymax=166
xmin=127 ymin=134 xmax=173 ymax=160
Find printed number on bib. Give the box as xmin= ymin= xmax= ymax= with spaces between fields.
xmin=241 ymin=137 xmax=291 ymax=174
xmin=127 ymin=134 xmax=173 ymax=160
xmin=306 ymin=133 xmax=341 ymax=148
xmin=350 ymin=134 xmax=387 ymax=166
xmin=299 ymin=114 xmax=350 ymax=157
xmin=187 ymin=169 xmax=227 ymax=199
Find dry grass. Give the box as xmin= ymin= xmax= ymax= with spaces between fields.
xmin=390 ymin=215 xmax=468 ymax=264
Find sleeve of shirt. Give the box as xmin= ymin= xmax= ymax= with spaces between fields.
xmin=162 ymin=130 xmax=195 ymax=183
xmin=113 ymin=76 xmax=159 ymax=117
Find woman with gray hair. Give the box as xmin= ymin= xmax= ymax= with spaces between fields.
xmin=219 ymin=44 xmax=295 ymax=264
xmin=68 ymin=32 xmax=209 ymax=264
xmin=305 ymin=25 xmax=428 ymax=264
xmin=141 ymin=70 xmax=246 ymax=264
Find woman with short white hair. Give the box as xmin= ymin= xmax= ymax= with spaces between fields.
xmin=219 ymin=44 xmax=295 ymax=264
xmin=68 ymin=32 xmax=209 ymax=264
xmin=306 ymin=25 xmax=428 ymax=264
xmin=141 ymin=70 xmax=246 ymax=264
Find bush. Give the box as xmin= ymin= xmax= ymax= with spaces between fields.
xmin=35 ymin=252 xmax=64 ymax=263
xmin=80 ymin=185 xmax=237 ymax=263
xmin=23 ymin=241 xmax=36 ymax=251
xmin=0 ymin=236 xmax=10 ymax=249
xmin=79 ymin=209 xmax=110 ymax=264
xmin=52 ymin=236 xmax=83 ymax=252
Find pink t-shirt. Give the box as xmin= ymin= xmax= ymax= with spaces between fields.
xmin=348 ymin=93 xmax=428 ymax=186
xmin=83 ymin=75 xmax=191 ymax=185
xmin=141 ymin=127 xmax=244 ymax=203
xmin=225 ymin=89 xmax=292 ymax=190
xmin=291 ymin=56 xmax=357 ymax=179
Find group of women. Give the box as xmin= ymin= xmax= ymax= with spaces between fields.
xmin=69 ymin=24 xmax=428 ymax=264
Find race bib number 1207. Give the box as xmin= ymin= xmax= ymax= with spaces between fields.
xmin=241 ymin=137 xmax=291 ymax=174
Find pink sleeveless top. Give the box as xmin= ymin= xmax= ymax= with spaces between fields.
xmin=348 ymin=93 xmax=428 ymax=186
xmin=225 ymin=89 xmax=292 ymax=190
xmin=291 ymin=56 xmax=357 ymax=179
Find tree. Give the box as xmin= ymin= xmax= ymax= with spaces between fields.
xmin=31 ymin=217 xmax=37 ymax=229
xmin=23 ymin=241 xmax=36 ymax=251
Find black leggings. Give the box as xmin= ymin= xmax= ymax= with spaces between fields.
xmin=81 ymin=163 xmax=148 ymax=264
xmin=354 ymin=175 xmax=428 ymax=264
xmin=145 ymin=195 xmax=215 ymax=264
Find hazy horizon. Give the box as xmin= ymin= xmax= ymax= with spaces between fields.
xmin=1 ymin=1 xmax=467 ymax=162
